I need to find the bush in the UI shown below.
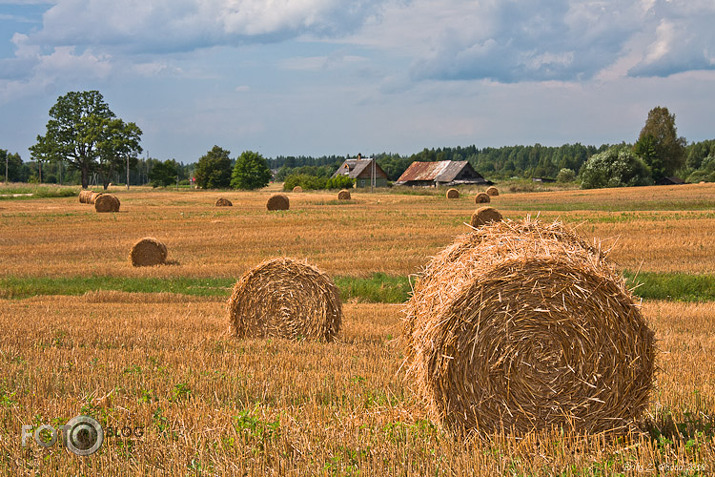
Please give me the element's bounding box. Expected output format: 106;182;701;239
325;175;354;190
283;174;328;191
686;156;715;183
556;168;576;183
580;147;653;189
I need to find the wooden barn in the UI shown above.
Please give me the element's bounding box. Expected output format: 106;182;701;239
395;161;491;187
332;155;389;188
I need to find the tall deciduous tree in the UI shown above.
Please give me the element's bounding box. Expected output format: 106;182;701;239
634;106;686;181
30;90;142;189
194;146;232;189
231;151;272;190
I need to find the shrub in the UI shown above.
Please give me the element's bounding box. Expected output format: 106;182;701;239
580;147;653;189
325;175;354;190
556;168;576;183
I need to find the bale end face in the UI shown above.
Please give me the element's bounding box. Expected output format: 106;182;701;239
446;188;460;199
292;186;303;193
470;206;503;228
475;192;491;204
215;197;233;207
94;194;120;212
337;189;351;200
486;186;499;196
130;238;168;267
267;194;290;211
403;218;655;436
228;257;342;341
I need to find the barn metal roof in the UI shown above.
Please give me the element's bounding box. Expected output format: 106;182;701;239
396;161;472;183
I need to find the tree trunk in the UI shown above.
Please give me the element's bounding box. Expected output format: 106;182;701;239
81;167;89;189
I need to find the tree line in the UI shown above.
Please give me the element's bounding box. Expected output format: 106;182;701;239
4;91;715;188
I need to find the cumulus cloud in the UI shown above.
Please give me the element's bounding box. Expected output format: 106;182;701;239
404;0;715;82
25;0;388;53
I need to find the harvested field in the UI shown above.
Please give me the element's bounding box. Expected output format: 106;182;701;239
0;182;713;474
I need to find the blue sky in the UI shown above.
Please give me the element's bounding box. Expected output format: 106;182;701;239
1;0;714;163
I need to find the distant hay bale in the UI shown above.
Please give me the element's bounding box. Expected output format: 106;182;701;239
470;206;503;228
78;190;93;203
89;192;104;204
292;186;303;193
215;197;233;207
475;192;491;204
446;188;460;199
337;189;351;200
228;257;342;341
403;218;655;436
486;186;499;196
130;237;167;267
266;193;290;211
94;194;120;213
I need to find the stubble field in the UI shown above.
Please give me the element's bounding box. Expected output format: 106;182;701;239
1;182;714;475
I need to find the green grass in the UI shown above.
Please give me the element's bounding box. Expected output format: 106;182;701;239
1;272;712;303
0;185;80;200
624;271;715;302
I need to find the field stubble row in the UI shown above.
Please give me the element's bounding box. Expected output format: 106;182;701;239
0;184;713;278
0;297;713;475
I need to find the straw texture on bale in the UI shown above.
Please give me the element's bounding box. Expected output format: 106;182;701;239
475;192;491;204
337;189;351;200
94;194;120;212
228;257;342;341
403;218;655;436
446;188;460;199
267;194;290;211
292;186;303;193
130;237;167;267
486;186;499;196
215;197;233;207
78;190;93;203
89;192;104;204
470;206;503;228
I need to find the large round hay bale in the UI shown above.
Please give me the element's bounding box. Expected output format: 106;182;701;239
94;194;120;213
215;197;233;207
337;189;351;200
267;194;290;211
228;257;342;341
470;206;503;228
78;190;93;203
292;186;303;193
475;192;490;204
446;188;460;199
130;237;167;267
403;218;655;436
486;186;499;196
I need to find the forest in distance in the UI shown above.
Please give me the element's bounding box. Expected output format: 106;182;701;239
3;139;715;187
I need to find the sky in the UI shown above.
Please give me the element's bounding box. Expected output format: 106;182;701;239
1;0;714;163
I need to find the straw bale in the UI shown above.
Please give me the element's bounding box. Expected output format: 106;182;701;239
486;186;499;196
94;194;120;213
446;188;460;199
130;237;167;267
267;194;290;211
470;206;503;228
475;192;490;204
228;257;342;341
215;197;233;207
403;218;655;436
78;190;93;203
337;189;351;200
292;186;303;193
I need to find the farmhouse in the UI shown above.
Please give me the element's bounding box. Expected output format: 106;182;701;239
395;160;492;187
332;154;389;188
